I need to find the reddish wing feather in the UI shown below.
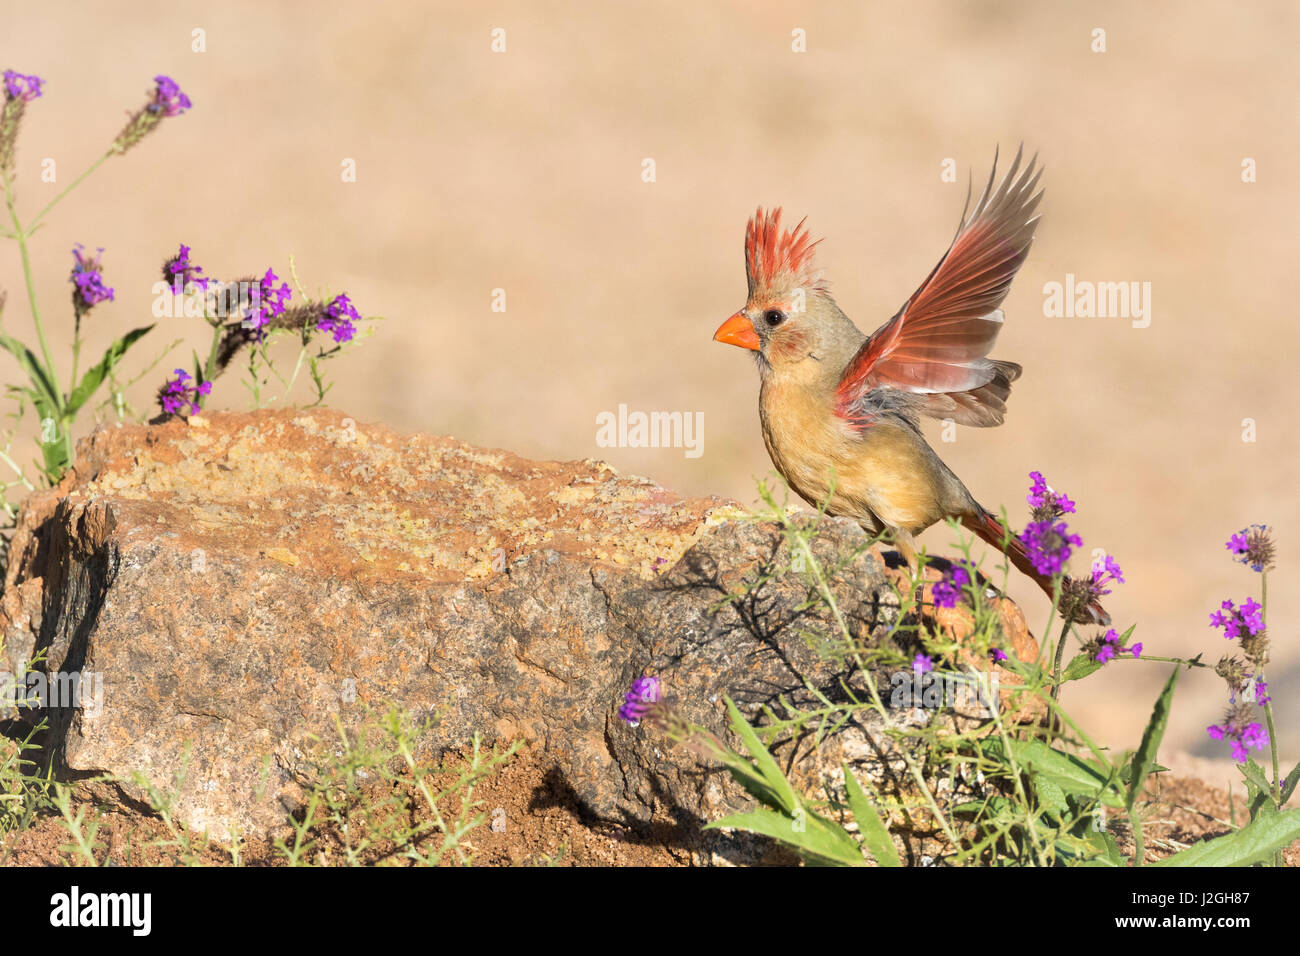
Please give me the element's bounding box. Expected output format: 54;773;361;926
835;147;1042;419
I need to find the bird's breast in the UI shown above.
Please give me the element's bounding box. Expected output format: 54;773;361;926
758;380;950;534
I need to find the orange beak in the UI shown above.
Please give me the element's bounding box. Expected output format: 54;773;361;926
713;311;761;351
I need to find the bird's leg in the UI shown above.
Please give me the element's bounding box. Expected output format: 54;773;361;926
888;526;920;580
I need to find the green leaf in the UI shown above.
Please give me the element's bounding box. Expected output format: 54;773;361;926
1036;775;1068;819
1077;829;1127;867
1282;761;1300;804
1152;804;1300;867
842;765;899;867
1127;667;1178;813
1005;739;1125;808
0;332;60;413
1239;758;1274;818
66;324;153;415
708;807;864;866
1060;653;1103;683
721;697;797;814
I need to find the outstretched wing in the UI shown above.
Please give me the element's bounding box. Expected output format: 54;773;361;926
835;146;1042;428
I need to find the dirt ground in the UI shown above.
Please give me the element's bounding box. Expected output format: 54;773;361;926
4;746;1293;867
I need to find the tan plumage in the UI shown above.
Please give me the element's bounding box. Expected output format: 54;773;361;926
714;147;1108;625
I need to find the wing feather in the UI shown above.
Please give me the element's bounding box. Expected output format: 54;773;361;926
836;146;1041;427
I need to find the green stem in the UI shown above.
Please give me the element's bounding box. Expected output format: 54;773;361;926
1259;572;1280;805
69;315;82;397
1;167;61;395
1050;616;1073;699
25;150;113;233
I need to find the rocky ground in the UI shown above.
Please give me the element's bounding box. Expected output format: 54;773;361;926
0;409;1293;866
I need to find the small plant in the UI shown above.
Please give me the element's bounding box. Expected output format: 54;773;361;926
0;67;375;504
620;473;1300;866
279;705;519;867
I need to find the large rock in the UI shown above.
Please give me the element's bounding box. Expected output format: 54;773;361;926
0;409;1035;861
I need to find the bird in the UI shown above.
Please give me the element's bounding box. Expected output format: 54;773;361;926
712;147;1108;625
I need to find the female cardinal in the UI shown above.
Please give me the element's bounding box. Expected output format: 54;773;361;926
713;147;1107;625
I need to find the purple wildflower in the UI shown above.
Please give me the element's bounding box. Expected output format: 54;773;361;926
1247;678;1270;706
1210;598;1265;641
2;71;43;102
158;368;212;417
148;75;191;117
1027;471;1076;520
989;647;1008;664
1207;717;1270;763
931;565;971;609
1094;628;1141;664
1020;519;1082;577
243;268;292;333
1088;555;1124;595
69;244;114;315
618;675;662;727
1226;525;1275;573
165;243;209;291
912;654;933;673
318;293;360;344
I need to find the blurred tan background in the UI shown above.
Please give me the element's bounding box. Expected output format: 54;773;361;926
3;1;1296;776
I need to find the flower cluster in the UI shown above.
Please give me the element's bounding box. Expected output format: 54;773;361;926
1226;525;1275;573
1;68;43;177
158;368;211;417
1026;470;1076;520
1020;519;1082;577
147;75;191;117
164;243;210;292
931;564;971;609
618;676;662;727
2;70;42;102
113;75;191;154
1205;524;1274;763
318;293;360;344
243;268;292;334
1207;709;1270;764
1209;598;1264;642
69;244;114;316
1090;627;1141;664
1059;554;1123;620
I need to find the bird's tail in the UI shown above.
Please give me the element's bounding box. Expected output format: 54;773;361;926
961;508;1110;626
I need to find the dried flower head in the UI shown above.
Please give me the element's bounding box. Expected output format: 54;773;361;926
1060;554;1122;623
1226;524;1275;573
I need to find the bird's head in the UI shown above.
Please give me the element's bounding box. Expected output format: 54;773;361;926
714;208;858;382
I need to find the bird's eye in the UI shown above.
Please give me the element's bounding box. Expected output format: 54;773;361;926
763;309;787;327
